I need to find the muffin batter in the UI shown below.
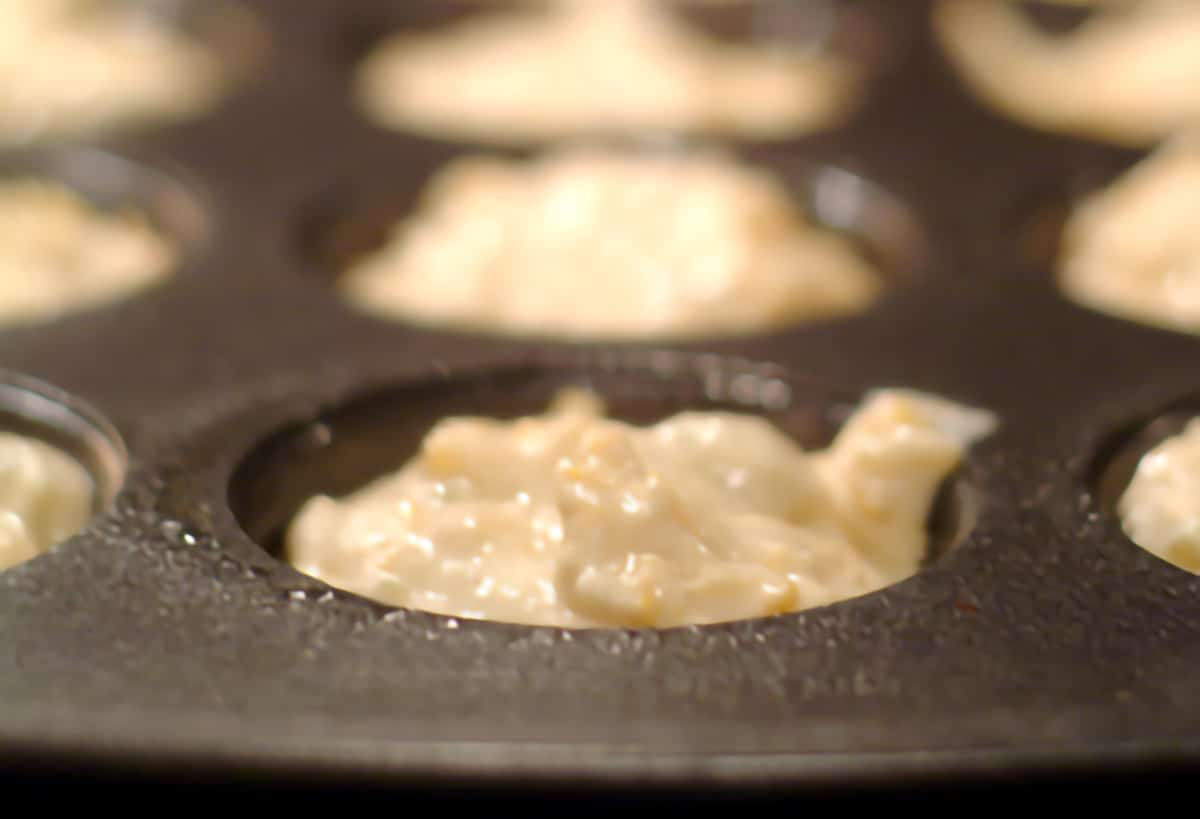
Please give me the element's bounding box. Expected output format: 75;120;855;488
286;387;995;628
0;432;93;571
0;178;177;327
933;0;1200;145
1058;134;1200;334
355;0;855;141
0;0;227;146
339;147;882;340
1120;417;1200;574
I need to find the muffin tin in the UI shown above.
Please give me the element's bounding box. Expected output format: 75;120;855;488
3;0;1200;796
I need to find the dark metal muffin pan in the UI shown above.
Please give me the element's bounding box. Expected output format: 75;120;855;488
3;0;1200;796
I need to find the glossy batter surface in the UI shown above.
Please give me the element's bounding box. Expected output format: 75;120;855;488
340;148;881;340
286;388;995;628
0;0;226;146
0;432;93;571
1121;418;1200;574
356;0;854;141
0;179;176;327
934;0;1200;145
1059;135;1200;334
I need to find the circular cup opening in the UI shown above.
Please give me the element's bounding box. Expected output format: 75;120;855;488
935;0;1194;147
0;0;266;147
0;371;127;567
665;0;893;67
302;145;929;341
1014;1;1099;36
342;0;889;145
0;146;207;329
230;355;980;627
0;146;207;244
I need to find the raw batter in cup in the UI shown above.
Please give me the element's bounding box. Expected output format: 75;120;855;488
933;0;1200;145
0;433;93;571
1120;417;1200;574
1058;133;1200;334
0;0;229;146
338;146;883;340
286;387;995;628
0;178;177;328
356;0;856;142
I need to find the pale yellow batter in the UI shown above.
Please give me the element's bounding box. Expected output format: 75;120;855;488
0;432;93;571
0;178;176;327
0;0;228;146
356;0;855;141
933;0;1200;145
340;147;882;340
286;387;995;628
1059;134;1200;334
1120;417;1200;574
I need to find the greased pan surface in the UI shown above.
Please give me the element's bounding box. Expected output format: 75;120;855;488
2;0;1199;794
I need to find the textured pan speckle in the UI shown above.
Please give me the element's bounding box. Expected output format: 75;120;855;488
2;0;1200;795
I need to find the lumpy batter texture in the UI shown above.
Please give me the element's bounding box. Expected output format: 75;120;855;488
355;0;855;141
0;432;93;571
339;147;882;340
1120;418;1200;574
0;178;176;327
0;0;228;146
285;388;995;628
933;0;1200;145
1059;135;1200;334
